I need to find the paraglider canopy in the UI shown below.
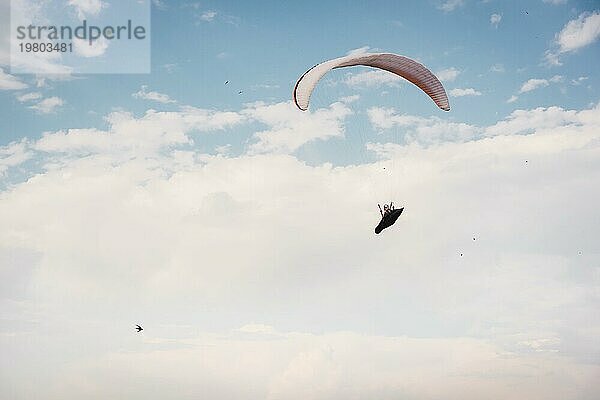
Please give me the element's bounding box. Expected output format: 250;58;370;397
293;53;450;112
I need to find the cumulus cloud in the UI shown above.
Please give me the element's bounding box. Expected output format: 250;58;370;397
27;100;350;157
545;11;600;65
518;75;562;93
368;107;480;144
0;140;32;175
247;101;352;154
132;85;176;104
28;330;597;400
16;92;42;102
368;103;599;145
490;13;502;28
436;67;460;82
438;0;465;12
29;96;64;114
7;1;75;74
73;37;110;58
1;101;599;399
0;68;28;90
344;70;402;87
161;63;178;74
484;104;598;137
346;46;372;55
519;78;550;93
68;0;106;20
571;76;588;85
490;63;505;73
200;10;217;22
152;0;167;10
338;94;360;104
449;88;482;97
507;95;519;103
33;107;246;158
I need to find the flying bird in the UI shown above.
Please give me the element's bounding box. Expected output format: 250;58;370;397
224;80;229;85
238;90;243;94
135;324;143;332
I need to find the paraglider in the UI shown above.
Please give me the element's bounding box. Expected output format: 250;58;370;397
293;52;450;112
293;52;449;235
375;203;404;234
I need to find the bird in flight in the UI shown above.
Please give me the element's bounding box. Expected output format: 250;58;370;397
225;80;229;85
135;324;143;332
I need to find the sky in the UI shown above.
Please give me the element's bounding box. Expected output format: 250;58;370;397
1;0;599;399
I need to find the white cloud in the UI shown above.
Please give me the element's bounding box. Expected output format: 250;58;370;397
344;70;402;87
542;0;568;4
507;95;519;103
346;46;372;56
0;140;32;175
438;0;465;12
235;324;277;334
132;85;176;104
7;0;74;74
555;11;600;52
519;75;562;93
161;63;178;74
222;14;241;27
247;101;352;154
368;103;600;145
68;0;106;20
29;96;64;114
368;107;480;144
16;92;42;102
519;78;549;93
484;104;598;137
251;83;281;90
73;37;110;58
490;13;502;28
571;76;588;85
215;144;231;155
489;63;505;73
152;0;167;10
0;68;28;90
1;101;599;399
200;10;217;21
33;107;246;157
338;94;360;104
545;11;600;65
436;67;460;82
35;330;595;400
449;88;482;97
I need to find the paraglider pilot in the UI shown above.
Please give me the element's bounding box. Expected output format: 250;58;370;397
378;202;395;218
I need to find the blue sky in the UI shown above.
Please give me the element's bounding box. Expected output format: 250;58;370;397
1;0;598;145
1;1;599;399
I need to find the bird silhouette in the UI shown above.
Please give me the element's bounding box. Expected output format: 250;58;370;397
225;80;229;85
135;324;143;332
238;90;243;94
